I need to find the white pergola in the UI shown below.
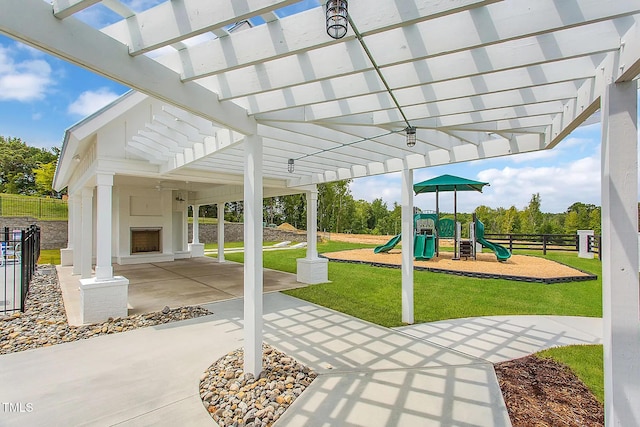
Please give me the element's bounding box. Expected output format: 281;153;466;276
1;1;639;424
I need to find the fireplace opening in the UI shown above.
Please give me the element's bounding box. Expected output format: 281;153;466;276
131;228;162;254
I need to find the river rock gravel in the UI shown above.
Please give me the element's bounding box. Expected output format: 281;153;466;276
0;265;211;355
200;345;317;427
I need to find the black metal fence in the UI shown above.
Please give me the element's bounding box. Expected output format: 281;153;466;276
1;225;40;314
483;233;601;258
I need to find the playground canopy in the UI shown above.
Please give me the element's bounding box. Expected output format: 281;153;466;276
413;175;489;194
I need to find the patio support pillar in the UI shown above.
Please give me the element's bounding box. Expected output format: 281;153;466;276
72;192;82;275
217;202;225;263
243;135;263;377
80;187;93;279
401;168;414;324
188;204;204;257
297;187;328;284
79;173;128;324
60;194;74;266
601;80;640;427
94;173;114;281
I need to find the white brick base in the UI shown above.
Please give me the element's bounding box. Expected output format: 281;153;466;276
188;243;205;257
79;276;129;324
296;257;329;284
60;248;73;266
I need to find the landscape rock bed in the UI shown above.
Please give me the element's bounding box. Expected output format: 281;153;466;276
0;266;211;355
200;345;317;427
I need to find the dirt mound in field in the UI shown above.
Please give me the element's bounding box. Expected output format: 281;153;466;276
277;222;298;232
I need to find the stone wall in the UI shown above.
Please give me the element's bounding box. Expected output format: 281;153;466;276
0;217;310;250
0;217;67;250
188;223;309;243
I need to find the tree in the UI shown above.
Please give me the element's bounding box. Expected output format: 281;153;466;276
0;136;57;196
520;193;543;234
317;180;353;232
33;161;58;197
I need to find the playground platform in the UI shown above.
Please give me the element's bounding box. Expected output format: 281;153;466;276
322;249;596;284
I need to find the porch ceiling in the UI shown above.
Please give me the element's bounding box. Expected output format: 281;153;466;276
2;0;640;189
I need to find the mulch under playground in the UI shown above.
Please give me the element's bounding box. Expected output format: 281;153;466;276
322;249;596;283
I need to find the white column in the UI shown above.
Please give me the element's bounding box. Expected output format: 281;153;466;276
72;192;82;275
192;205;200;244
60;194;74;266
94;173;114;281
297;187;328;284
306;190;319;259
401;168;414;324
80;187;93;279
217;202;225;263
243;135;263;377
188;203;205;257
601;80;640;427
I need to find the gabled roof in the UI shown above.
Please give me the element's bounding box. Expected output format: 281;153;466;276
2;0;639;190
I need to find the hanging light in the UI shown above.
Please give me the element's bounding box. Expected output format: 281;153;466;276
326;0;348;39
405;126;416;147
288;158;295;173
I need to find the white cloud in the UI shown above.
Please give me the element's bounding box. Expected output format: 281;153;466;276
0;45;53;101
67;88;120;116
349;154;603;214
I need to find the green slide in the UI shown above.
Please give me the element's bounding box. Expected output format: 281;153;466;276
374;234;402;253
475;219;511;261
414;234;436;260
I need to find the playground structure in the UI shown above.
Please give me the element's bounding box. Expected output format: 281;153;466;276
374;213;511;262
374;174;511;262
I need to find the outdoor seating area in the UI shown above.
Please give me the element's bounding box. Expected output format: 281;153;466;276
56;257;305;326
1;0;639;425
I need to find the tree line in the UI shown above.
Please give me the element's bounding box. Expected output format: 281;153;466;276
255;181;602;236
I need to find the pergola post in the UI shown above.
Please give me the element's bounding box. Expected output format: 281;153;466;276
401;168;414;324
217;202;225;263
244;135;263;377
188;204;204;257
297;187;328;284
601;80;640;426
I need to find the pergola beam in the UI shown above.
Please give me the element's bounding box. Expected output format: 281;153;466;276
0;0;257;136
101;0;299;55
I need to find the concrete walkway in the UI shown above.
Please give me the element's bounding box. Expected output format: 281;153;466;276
0;293;602;426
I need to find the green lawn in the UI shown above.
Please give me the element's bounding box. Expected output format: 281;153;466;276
224;243;602;327
38;249;61;265
537;344;604;403
204;241;280;250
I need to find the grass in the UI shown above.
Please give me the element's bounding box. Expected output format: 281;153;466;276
204;241;279;250
38;249;61;265
537;344;604;403
224;243;603;327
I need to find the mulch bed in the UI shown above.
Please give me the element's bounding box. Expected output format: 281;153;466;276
495;355;604;427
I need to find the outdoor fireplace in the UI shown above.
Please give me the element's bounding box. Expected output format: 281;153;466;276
130;228;162;254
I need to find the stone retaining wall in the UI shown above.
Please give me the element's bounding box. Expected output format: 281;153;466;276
0;217;308;250
0;217;67;250
188;223;309;243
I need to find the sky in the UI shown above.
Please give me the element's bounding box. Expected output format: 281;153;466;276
0;0;638;214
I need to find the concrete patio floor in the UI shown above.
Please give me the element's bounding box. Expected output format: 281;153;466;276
57;257;305;325
0;293;602;426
